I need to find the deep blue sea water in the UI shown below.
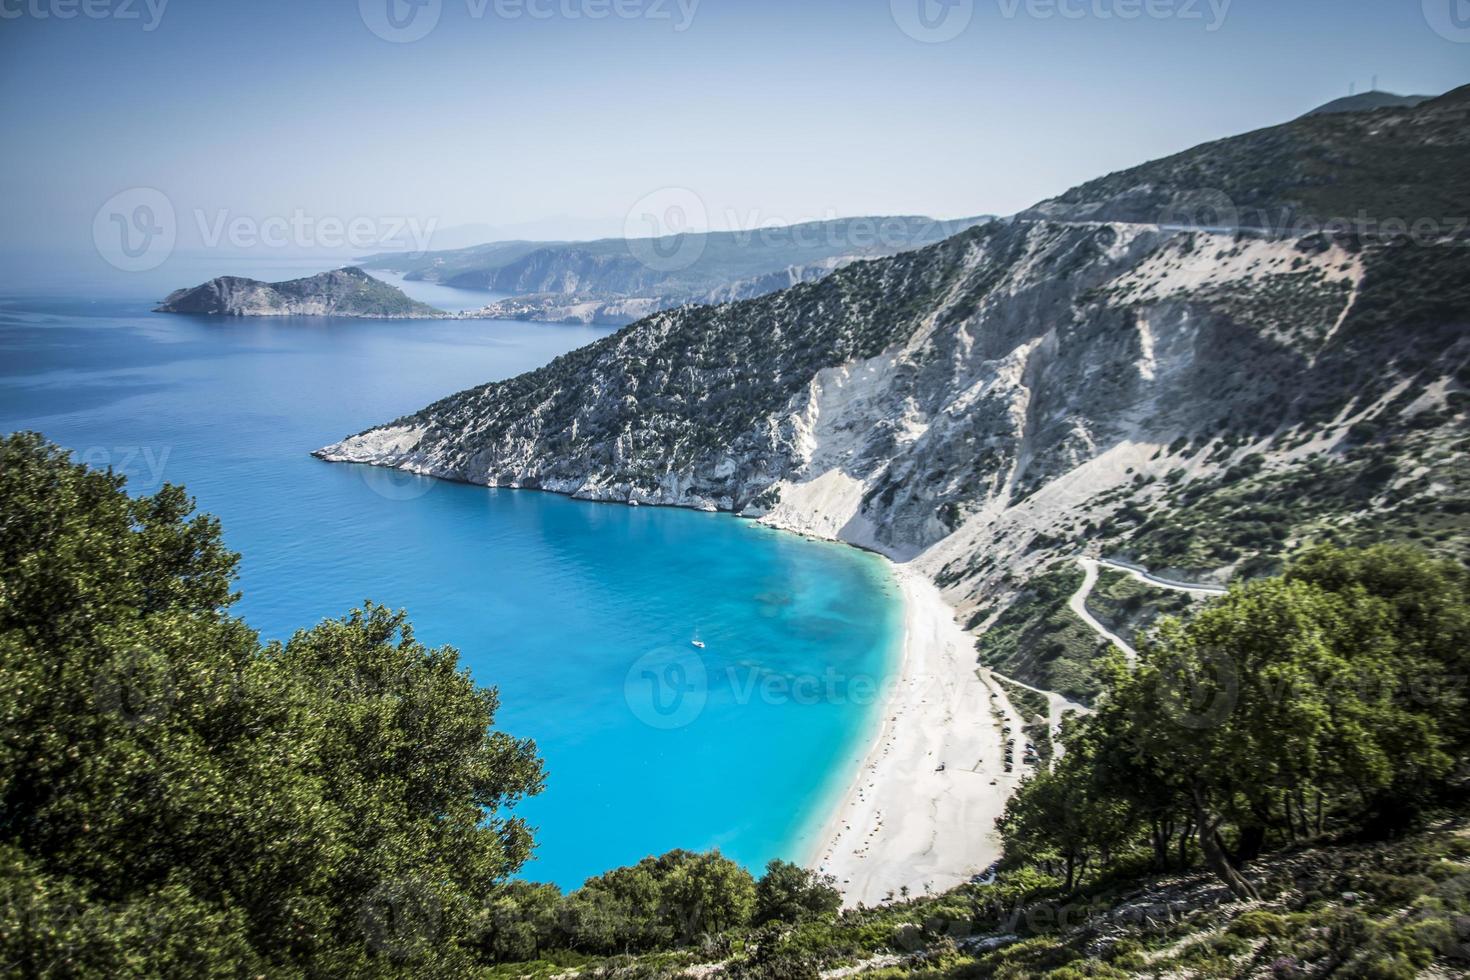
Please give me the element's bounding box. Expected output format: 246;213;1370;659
0;254;902;889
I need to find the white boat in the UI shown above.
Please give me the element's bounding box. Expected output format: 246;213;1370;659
691;639;706;649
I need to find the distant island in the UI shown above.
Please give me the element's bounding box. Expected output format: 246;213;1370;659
155;267;443;318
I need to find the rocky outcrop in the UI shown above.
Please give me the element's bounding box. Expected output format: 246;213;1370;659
157;267;443;318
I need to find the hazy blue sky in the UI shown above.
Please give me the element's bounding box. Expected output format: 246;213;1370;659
1;0;1466;255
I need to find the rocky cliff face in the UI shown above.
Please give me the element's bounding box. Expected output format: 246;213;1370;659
318;88;1470;692
157;267;442;318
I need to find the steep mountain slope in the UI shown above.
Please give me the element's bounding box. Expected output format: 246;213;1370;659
157;267;441;318
319;88;1470;696
357;216;988;325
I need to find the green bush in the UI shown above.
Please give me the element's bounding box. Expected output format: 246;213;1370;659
1230;909;1289;938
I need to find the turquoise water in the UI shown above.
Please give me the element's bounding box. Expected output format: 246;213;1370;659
0;257;903;889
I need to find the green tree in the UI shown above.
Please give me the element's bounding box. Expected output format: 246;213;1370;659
565;859;670;952
1097;571;1456;898
0;434;544;975
662;850;756;940
478;881;564;963
997;722;1132;892
752;860;841;926
1287;543;1470;760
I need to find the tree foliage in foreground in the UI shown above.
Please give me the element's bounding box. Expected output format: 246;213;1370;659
0;433;844;976
0;433;545;976
999;544;1469;900
474;853;843;965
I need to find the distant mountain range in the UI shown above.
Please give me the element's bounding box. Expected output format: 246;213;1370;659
355;215;990;324
319;85;1470;702
161;215;990;326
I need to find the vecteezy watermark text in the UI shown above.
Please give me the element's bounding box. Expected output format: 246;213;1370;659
74;445;171;490
360;0;699;43
996;0;1230;29
1157;191;1470;249
623;186;981;273
891;0;1230;43
92;188;439;272
624;645;943;730
193;209;437;253
0;0;168;30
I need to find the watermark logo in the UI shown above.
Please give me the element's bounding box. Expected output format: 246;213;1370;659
997;0;1231;31
0;0;169;31
360;879;443;962
624;644;708;730
1157;190;1241;235
1424;0;1470;42
74;445;171;491
891;0;974;42
359;465;438;502
361;0;700;42
93;188;176;273
622;647;937;730
619;199;978;275
479;0;700;30
94;193;438;272
1157;647;1239;730
360;0;442;42
894;0;1232;41
623;187;710;273
93;645;177;727
193;209;437;253
1153;189;1470;249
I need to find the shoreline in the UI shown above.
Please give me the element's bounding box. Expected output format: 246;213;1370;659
806;561;1026;907
314;456;1029;903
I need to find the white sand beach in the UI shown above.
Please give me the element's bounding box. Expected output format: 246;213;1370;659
809;563;1028;907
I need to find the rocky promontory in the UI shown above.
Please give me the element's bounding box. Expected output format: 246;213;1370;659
156;267;443;318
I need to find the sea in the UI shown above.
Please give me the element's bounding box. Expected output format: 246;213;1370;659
0;251;903;889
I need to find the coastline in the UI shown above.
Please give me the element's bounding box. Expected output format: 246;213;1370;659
315;456;1032;903
806;561;1026;907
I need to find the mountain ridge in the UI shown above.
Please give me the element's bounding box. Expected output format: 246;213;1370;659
1302;90;1434;117
356;214;990;325
317;90;1470;700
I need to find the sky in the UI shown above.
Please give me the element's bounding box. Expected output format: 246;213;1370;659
1;0;1467;259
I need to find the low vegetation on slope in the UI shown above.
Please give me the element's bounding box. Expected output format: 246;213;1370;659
971;565;1109;705
1025;85;1470;228
8;435;1464;978
1083;569;1197;649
